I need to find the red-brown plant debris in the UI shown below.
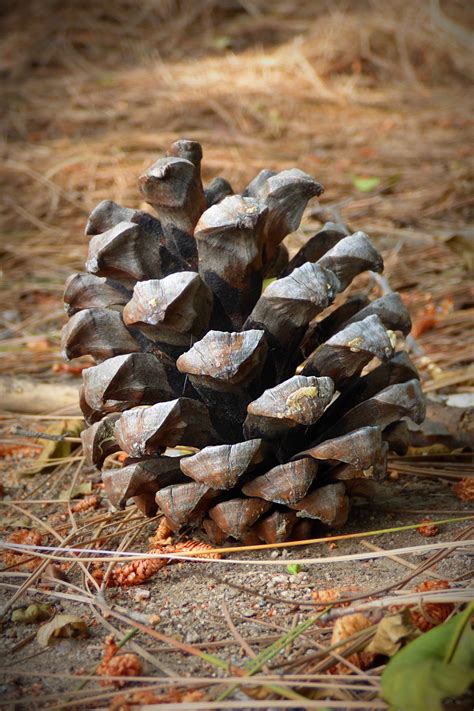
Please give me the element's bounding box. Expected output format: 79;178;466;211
70;495;100;513
52;362;91;376
109;689;206;709
410;580;454;632
328;612;375;674
312;586;359;608
97;635;142;688
93;540;221;587
149;517;175;546
2;529;43;571
410;298;453;338
416;517;439;537
51;362;92;376
26;338;51;352
0;443;41;458
162;539;222;559
411;314;438;339
107;555;167;588
452;478;474;501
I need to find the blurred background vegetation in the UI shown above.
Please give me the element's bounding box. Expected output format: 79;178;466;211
0;0;472;373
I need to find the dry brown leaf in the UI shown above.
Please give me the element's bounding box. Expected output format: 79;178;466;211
329;612;374;673
37;613;87;646
366;611;417;657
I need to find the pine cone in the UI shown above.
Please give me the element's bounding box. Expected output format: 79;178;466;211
63;139;425;543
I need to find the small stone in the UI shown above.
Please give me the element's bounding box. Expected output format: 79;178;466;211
241;608;256;618
129;587;150;602
185;630;201;644
271;574;288;584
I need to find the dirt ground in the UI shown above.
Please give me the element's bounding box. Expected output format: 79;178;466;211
0;1;473;709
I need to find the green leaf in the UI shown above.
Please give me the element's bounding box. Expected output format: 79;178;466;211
211;35;232;50
287;563;303;575
381;606;474;711
352;176;381;192
97;74;117;87
262;277;277;292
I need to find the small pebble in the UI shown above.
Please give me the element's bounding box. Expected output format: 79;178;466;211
271;574;289;584
129;587;150;602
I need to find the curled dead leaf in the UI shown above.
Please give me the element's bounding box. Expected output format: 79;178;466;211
36;613;88;646
366;611;418;657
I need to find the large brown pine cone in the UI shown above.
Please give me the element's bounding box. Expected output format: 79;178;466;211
62;139;425;543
